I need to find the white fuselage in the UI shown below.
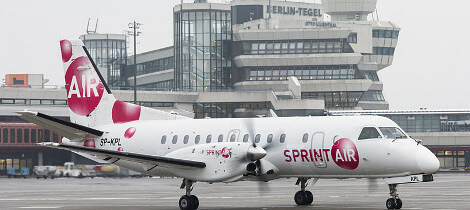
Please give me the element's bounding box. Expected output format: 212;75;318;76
64;115;438;182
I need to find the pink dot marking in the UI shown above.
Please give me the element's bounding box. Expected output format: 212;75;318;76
124;127;136;138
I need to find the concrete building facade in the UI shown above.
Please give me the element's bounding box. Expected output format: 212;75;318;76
128;0;398;114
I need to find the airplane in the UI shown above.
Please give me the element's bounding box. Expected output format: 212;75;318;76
17;39;440;210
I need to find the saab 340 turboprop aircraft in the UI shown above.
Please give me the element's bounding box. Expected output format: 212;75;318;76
17;40;440;210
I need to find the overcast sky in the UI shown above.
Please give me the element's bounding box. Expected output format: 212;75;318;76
0;0;469;110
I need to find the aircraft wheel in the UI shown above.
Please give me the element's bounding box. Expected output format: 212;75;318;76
179;195;196;210
386;198;396;209
305;190;313;205
294;191;308;205
395;198;402;209
190;195;199;209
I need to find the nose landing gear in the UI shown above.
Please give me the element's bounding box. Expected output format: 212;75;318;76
386;184;402;209
179;179;199;210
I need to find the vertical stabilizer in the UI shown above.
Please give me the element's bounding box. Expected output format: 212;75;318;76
60;40;189;127
60;39;116;127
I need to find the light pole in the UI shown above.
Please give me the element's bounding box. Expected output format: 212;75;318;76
128;21;142;104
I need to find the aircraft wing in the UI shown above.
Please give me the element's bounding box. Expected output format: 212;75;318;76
41;143;206;169
16;111;104;141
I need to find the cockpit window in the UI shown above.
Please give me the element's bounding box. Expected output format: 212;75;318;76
379;127;407;139
358;127;382;140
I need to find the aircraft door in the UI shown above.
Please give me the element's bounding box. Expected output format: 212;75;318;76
311;132;327;168
227;129;240;142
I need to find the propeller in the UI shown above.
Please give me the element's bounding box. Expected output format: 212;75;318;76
244;117;276;194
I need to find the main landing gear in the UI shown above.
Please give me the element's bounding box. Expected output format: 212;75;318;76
294;178;316;205
179;179;199;210
386;184;402;209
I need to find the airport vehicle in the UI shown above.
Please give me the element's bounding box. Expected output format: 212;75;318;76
7;167;29;178
62;162;82;178
17;40;440;210
55;162;95;178
33;165;56;179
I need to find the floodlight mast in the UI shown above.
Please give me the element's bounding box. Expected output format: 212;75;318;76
127;21;142;104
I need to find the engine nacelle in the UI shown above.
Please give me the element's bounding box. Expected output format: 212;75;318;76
164;142;259;182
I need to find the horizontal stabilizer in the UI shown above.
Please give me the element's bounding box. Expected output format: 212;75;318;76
40;142;206;169
17;111;104;141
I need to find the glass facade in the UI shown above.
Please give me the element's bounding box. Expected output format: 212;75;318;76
302;92;363;108
360;90;385;101
372;29;399;39
433;151;468;169
363;71;380;81
136;57;174;76
384;113;470;133
137;80;174;91
236;39;354;55
174;8;232;91
372;47;395;56
81;37;127;88
246;65;361;81
347;33;357;43
1;98;67;105
193;102;271;119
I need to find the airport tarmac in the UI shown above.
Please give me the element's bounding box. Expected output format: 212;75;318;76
0;173;468;210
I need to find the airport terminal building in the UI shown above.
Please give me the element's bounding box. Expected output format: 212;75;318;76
123;0;399;116
0;0;469;174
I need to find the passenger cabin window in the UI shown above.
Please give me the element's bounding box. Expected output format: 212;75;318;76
358;127;382;140
183;135;189;144
218;134;224;142
161;135;167;144
172;135;178;144
206;135;212;143
280;134;286;143
195;135;200;144
302;133;308;143
230;134;236;142
379;127;407;139
255;134;261;143
243;134;249;142
267;134;273;143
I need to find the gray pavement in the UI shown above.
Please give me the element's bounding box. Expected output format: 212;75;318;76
0;173;468;210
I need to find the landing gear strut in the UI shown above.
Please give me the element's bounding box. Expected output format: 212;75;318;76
294;178;314;205
386;184;402;209
179;179;199;210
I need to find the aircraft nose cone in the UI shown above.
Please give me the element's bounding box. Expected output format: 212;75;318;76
416;146;440;174
247;145;267;161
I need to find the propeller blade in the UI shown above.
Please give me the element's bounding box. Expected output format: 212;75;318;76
244;118;256;147
368;178;379;192
257;180;272;195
